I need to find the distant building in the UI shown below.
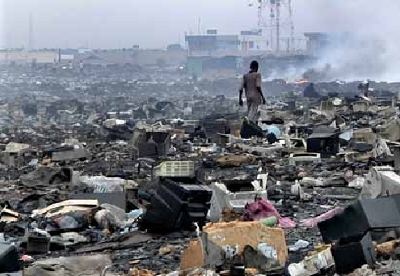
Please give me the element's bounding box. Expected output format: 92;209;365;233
240;30;268;52
78;48;93;54
167;44;184;52
75;49;186;67
185;30;240;56
304;32;329;56
0;50;58;64
58;49;78;64
185;30;241;77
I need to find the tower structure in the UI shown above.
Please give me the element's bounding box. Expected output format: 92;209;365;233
28;13;33;51
250;0;295;54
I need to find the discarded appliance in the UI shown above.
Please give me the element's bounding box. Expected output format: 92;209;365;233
318;195;400;243
27;234;50;254
288;152;321;166
202;118;230;142
359;166;400;199
331;232;376;274
307;127;340;157
209;173;268;222
141;178;212;232
0;242;20;273
154;161;195;178
133;129;171;158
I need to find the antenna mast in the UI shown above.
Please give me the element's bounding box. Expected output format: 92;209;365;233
288;0;295;52
249;0;296;54
276;0;280;53
270;1;275;51
28;13;33;51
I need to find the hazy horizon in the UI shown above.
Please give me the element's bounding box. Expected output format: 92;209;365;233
2;0;399;49
3;0;400;81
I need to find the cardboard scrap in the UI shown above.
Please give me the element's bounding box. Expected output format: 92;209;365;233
180;240;205;271
202;222;288;268
376;239;400;256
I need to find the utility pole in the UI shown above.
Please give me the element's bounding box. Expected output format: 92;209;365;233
197;18;201;35
270;1;275;51
288;0;295;52
276;0;280;54
248;0;295;54
28;13;33;52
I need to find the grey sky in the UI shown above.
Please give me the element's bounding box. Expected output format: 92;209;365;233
1;0;400;49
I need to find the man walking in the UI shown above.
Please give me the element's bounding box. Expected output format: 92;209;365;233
239;60;266;123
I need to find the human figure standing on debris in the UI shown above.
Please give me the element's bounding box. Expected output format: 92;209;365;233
79;60;84;74
239;60;266;123
358;81;369;97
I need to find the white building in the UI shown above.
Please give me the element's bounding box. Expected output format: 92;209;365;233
240;30;270;53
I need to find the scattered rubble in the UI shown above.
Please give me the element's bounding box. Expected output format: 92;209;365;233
0;66;400;275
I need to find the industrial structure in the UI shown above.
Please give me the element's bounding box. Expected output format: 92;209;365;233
0;1;333;79
251;0;296;54
183;1;335;78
